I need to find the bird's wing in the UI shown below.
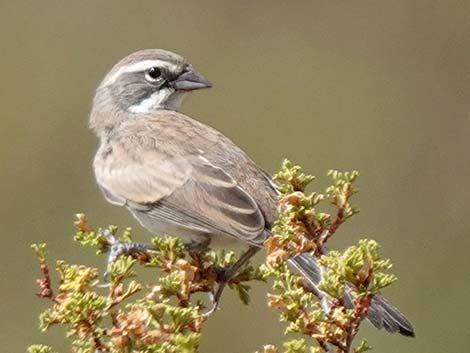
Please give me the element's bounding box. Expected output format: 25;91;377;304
95;149;194;205
96;151;267;243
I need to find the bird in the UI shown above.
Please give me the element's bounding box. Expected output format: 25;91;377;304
89;49;414;337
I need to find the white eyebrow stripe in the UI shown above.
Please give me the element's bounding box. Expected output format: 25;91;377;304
102;59;178;86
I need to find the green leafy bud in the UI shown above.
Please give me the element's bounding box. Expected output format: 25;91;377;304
27;344;56;353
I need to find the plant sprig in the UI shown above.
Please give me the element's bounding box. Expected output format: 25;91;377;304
262;160;397;353
30;161;404;353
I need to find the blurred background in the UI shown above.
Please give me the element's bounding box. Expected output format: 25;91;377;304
1;1;469;352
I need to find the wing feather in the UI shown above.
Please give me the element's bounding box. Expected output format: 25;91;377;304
156;157;266;240
95;149;266;242
95;147;194;204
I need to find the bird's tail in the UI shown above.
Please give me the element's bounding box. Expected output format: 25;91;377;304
288;253;415;337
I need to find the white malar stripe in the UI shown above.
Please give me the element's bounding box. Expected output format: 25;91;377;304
128;89;173;113
103;59;178;86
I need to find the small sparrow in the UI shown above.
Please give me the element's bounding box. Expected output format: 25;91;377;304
90;49;414;336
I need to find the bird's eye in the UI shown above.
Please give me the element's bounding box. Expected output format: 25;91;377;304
145;67;162;81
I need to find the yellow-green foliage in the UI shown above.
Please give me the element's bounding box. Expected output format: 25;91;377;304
30;161;401;353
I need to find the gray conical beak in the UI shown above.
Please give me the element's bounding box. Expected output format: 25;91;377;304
170;68;212;91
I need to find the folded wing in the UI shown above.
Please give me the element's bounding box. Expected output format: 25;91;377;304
96;151;267;243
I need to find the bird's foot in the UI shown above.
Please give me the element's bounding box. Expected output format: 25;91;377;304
100;229;155;280
202;266;234;318
202;246;260;318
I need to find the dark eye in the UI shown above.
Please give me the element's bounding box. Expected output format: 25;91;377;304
145;67;162;81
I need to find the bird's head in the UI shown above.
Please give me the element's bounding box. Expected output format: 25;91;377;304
90;49;211;132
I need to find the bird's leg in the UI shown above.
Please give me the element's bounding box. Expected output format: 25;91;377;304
185;237;211;252
204;245;260;317
101;229;155;279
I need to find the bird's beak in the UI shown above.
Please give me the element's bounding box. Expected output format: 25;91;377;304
170;68;212;91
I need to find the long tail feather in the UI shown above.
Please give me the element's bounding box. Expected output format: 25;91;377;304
288;253;415;337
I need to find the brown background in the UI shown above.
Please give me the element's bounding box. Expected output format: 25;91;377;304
1;1;469;352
